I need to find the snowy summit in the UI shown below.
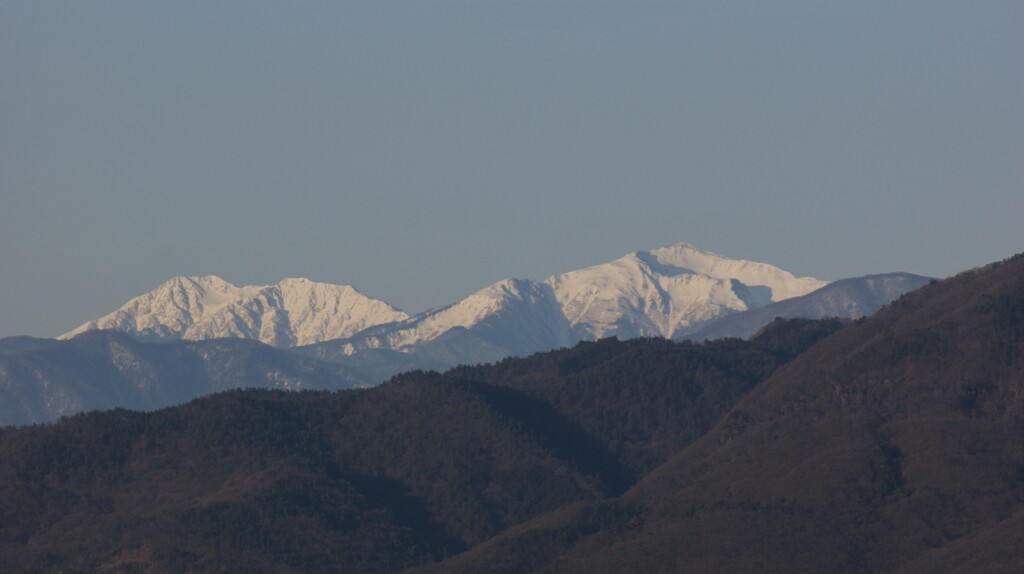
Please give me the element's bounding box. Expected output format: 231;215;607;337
60;243;828;357
59;276;409;347
295;243;829;362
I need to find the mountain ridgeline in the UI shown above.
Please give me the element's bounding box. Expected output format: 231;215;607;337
59;276;410;347
56;243;928;384
60;243;829;350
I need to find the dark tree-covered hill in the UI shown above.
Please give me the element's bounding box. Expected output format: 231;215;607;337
0;319;837;573
427;254;1024;574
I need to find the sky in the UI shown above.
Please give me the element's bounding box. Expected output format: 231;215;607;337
2;1;1022;339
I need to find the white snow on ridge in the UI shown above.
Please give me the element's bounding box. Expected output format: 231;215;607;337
544;243;827;339
326;278;577;356
59;276;409;347
321;242;828;355
59;242;829;357
646;243;827;301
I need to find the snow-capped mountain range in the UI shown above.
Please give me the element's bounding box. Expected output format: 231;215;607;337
7;241;931;424
308;243;827;361
61;243;826;357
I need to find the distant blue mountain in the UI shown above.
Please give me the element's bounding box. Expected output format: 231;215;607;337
678;273;933;341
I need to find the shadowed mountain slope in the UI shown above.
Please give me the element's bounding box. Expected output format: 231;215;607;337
0;330;372;425
0;336;63;355
681;272;933;341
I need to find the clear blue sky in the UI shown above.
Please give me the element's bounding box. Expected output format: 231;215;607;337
2;1;1022;338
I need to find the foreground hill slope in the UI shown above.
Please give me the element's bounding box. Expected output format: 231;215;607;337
429;254;1024;573
0;322;838;573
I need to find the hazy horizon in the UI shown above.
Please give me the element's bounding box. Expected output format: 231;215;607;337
3;1;1022;338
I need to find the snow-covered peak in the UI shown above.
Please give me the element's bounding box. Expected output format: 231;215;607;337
643;242;718;268
644;243;827;300
59;275;245;342
272;278;408;346
409;278;547;340
543;242;828;339
345;278;551;348
59;276;408;347
324;276;576;358
59;241;828;358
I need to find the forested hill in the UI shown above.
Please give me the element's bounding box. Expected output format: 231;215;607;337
425;253;1024;574
0;318;841;573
